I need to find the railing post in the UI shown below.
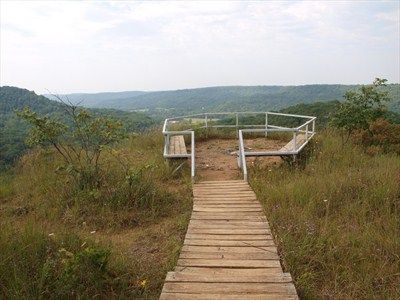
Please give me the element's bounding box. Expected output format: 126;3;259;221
165;133;170;155
312;119;315;134
191;131;195;180
237;148;241;169
236;113;239;138
306;124;309;139
205;113;208;129
293;131;297;152
265;113;268;137
239;130;248;181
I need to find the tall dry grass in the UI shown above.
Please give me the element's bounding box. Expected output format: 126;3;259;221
0;130;193;298
250;129;400;299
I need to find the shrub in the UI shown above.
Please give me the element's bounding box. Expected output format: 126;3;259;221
17;103;125;189
353;118;400;155
332;78;390;142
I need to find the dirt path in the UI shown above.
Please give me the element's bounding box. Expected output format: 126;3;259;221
195;138;286;181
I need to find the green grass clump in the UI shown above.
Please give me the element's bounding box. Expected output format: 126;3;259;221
0;224;134;298
250;130;400;299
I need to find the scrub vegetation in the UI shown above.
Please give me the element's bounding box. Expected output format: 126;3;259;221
0;131;192;298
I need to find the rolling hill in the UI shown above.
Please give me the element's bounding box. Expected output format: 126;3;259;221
45;90;147;108
0;86;154;167
45;84;400;119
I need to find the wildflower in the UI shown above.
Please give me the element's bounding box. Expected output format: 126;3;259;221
48;233;55;236
90;230;96;234
138;279;147;288
323;199;328;202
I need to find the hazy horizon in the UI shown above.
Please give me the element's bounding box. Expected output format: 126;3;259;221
1;1;399;94
35;81;399;96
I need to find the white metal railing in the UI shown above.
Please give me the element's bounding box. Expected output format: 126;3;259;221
162;112;316;181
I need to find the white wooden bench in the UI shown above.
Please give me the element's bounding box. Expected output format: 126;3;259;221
279;134;307;153
169;135;188;156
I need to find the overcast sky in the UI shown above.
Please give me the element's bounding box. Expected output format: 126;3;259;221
1;1;399;94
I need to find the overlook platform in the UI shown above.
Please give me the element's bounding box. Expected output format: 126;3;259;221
162;111;316;181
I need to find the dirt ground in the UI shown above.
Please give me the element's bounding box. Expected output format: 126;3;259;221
195;137;287;181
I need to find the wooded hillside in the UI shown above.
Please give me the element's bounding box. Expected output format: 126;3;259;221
0;86;154;167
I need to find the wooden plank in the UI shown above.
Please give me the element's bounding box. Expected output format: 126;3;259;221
194;184;250;188
194;196;257;200
192;210;261;213
193;186;252;190
193;204;262;208
165;272;291;283
174;267;282;275
191;213;264;219
181;245;278;253
194;203;261;206
184;240;276;247
197;180;246;184
279;134;306;152
193;207;263;212
193;204;261;207
188;222;270;229
194;200;259;203
179;251;279;260
189;219;268;224
187;228;271;235
194;199;258;203
169;135;187;155
194;191;256;196
190;215;267;221
161;282;297;294
189;220;269;230
177;259;281;268
160;293;298;300
185;234;272;240
194;184;251;188
193;203;261;207
187;226;270;231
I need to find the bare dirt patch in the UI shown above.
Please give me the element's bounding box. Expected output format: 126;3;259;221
195;138;287;181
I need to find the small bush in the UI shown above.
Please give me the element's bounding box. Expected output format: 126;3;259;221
353;118;400;155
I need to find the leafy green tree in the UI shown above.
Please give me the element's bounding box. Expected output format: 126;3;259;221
18;100;125;188
332;78;390;142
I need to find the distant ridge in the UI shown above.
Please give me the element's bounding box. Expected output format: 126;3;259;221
43;84;400;118
44;90;147;108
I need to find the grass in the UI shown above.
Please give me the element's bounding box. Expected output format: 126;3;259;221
0;130;193;298
2;125;399;298
249;129;400;299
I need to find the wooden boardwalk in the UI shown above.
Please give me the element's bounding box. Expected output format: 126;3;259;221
160;180;298;299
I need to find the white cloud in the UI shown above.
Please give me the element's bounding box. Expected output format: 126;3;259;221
0;0;399;93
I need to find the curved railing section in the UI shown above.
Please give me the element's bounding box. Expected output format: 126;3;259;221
162;112;316;181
